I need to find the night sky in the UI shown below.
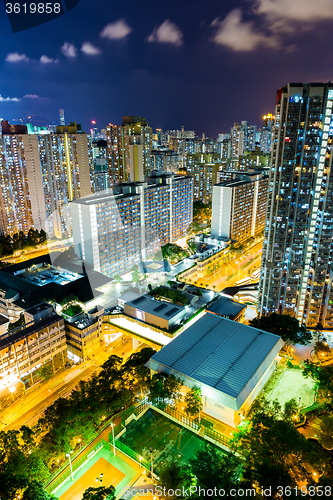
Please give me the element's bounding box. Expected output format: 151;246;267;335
1;0;333;136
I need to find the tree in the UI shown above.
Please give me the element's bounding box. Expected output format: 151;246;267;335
149;373;182;404
39;229;47;243
318;415;333;450
157;460;189;500
82;485;115;500
38;363;54;381
302;360;333;401
314;340;332;359
131;265;141;283
249;313;312;346
234;399;330;493
22;480;58;500
0;427;49;499
8;312;25;331
184;386;203;420
188;444;241;498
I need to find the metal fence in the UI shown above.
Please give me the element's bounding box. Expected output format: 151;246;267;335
116;439;150;469
44;400;232;495
44;439;109;494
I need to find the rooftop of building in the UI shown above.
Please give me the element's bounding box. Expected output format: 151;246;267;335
214;172;268;188
0;314;63;350
125;295;185;320
206;296;246;319
0;255;109;310
146;313;282;399
24;302;53;316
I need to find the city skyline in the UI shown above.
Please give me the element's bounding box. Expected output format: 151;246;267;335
1;0;333;135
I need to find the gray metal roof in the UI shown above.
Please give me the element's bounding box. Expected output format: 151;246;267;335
207;297;246;319
148;313;281;399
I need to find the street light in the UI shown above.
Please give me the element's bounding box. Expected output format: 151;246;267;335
66;451;74;481
78;438;82;449
149;447;156;480
139;456;143;468
96;473;103;485
110;423;116;456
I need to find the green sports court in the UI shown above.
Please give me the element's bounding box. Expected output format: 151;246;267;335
117;408;226;473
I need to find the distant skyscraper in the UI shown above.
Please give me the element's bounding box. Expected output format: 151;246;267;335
230;121;257;157
122;116;152;182
70;173;193;277
0;123;91;237
259;83;333;327
106;117;152;184
186;153;222;203
59;109;65;126
260;114;275;154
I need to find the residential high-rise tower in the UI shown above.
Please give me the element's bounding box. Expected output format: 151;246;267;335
259;83;333;327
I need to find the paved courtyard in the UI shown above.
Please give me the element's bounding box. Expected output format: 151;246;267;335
268;368;316;408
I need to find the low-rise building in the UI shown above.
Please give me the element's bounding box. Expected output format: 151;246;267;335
124;295;186;331
146;313;284;427
207;296;246;322
0;314;66;389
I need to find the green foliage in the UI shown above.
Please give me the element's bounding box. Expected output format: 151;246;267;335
82;485;116;500
314;340;332;358
22;480;58;500
318;414;333;449
184;386;203;418
302;360;333;401
8;312;25;331
0;427;50;500
60;294;80;306
0;229;48;258
130;265;141;283
157;460;190;499
249;313;312;346
188;444;241;495
82;485;115;500
149;286;188;305
38;363;54;381
149;373;183;403
192;201;212;220
162;243;189;263
234;399;330;492
62;304;83;317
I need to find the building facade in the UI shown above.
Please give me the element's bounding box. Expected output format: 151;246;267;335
106;117;152;185
259;83;333;327
211;172;268;243
186;153;221;203
71;174;193;278
0;314;66;389
0;124;91;238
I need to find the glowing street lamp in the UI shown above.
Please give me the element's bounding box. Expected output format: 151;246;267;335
66;451;74;480
149;447;156;480
110;423;116;456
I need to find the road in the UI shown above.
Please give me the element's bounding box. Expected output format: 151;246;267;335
0;238;73;265
187;241;263;292
1;338;136;431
